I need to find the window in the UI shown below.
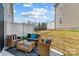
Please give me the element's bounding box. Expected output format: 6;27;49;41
63;13;64;15
60;18;62;24
60;7;62;10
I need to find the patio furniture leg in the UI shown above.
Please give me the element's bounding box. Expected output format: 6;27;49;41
25;51;28;55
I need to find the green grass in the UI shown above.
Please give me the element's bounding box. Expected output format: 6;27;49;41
68;30;79;32
36;30;79;42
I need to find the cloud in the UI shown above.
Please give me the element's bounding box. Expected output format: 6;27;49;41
21;11;45;18
29;8;48;16
30;15;48;22
20;8;49;22
33;8;48;13
43;15;47;19
21;12;28;15
21;12;33;17
21;12;48;21
33;11;45;16
23;3;32;7
52;6;54;10
14;10;16;13
50;10;55;15
45;6;48;8
21;8;48;16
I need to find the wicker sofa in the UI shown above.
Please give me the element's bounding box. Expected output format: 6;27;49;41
26;33;40;41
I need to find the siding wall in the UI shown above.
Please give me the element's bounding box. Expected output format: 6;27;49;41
55;3;79;30
4;4;13;46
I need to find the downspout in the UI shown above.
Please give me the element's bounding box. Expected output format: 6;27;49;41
23;23;24;36
54;3;59;30
55;5;56;30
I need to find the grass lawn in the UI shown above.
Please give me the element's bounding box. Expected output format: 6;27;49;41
36;30;79;40
36;30;79;55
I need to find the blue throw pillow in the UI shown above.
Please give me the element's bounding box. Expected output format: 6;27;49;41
44;39;49;44
31;34;36;38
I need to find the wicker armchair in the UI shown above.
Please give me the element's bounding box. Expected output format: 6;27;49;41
37;38;52;56
38;42;50;56
6;34;20;47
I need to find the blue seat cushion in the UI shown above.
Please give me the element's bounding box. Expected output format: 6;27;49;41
27;38;36;41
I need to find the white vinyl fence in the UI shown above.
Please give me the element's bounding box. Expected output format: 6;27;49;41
6;22;34;36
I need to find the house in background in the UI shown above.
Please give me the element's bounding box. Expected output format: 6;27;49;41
47;21;55;29
55;3;79;30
